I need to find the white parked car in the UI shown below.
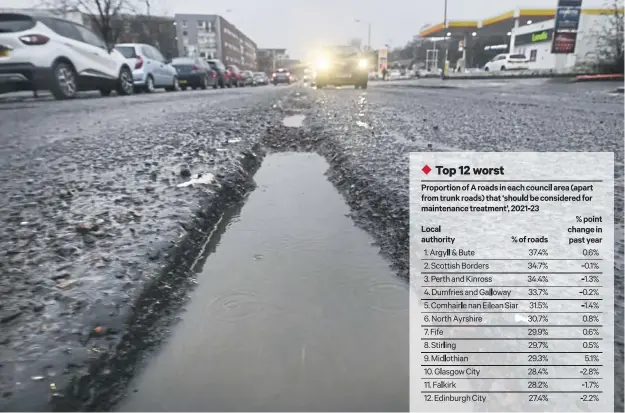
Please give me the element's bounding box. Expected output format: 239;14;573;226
0;11;134;99
388;69;402;80
115;43;178;93
483;53;530;72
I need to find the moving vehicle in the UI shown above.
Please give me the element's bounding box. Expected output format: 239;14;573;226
115;43;178;93
206;58;228;88
253;72;269;85
170;57;216;90
272;68;291;85
242;70;254;86
483;53;529;71
302;68;313;83
313;45;369;89
0;11;134;99
226;65;245;87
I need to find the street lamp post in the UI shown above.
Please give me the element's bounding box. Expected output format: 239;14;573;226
443;0;449;78
355;19;371;50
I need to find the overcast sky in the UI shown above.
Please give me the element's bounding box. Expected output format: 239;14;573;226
5;0;609;57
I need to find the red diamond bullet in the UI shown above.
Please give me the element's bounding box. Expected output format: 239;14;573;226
422;165;432;175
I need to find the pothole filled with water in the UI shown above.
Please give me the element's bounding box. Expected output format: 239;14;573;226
117;153;408;412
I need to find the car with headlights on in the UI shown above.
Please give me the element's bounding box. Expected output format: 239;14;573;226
272;68;291;85
313;45;369;89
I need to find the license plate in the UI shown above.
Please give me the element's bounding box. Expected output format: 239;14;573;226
337;74;351;79
179;80;187;84
0;49;9;57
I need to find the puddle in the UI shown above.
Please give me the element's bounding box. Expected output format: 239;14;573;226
117;153;408;412
282;114;306;127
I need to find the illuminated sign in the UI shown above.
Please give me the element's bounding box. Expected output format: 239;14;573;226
515;29;554;46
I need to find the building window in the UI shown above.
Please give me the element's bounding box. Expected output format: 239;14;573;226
181;20;187;28
530;49;537;62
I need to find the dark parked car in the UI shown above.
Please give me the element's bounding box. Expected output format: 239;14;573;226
272;68;291;85
170;57;216;90
206;58;228;88
226;65;245;87
242;70;254;86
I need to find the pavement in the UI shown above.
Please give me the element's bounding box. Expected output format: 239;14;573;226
0;80;623;411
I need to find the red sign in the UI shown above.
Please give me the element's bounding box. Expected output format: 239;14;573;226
552;32;577;54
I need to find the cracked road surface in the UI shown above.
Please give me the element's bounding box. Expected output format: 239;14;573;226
0;79;623;411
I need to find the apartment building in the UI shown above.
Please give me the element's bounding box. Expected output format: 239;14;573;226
174;14;257;70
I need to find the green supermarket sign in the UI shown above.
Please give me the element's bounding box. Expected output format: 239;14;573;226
515;29;554;46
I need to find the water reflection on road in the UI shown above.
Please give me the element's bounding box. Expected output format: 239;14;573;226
118;153;408;412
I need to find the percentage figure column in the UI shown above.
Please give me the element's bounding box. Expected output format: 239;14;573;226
410;152;615;412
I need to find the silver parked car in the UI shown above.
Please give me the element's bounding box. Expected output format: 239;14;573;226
114;43;178;93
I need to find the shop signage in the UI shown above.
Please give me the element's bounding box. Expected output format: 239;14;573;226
552;31;578;53
555;7;581;30
515;29;554;46
557;0;582;6
552;0;583;54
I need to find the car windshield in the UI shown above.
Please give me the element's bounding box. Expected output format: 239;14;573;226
510;54;527;59
115;46;137;58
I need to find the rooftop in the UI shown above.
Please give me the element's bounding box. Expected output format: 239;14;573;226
418;7;622;38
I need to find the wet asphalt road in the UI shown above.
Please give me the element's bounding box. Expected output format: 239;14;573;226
0;79;623;411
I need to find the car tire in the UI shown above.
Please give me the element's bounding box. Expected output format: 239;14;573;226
500;66;506;71
360;83;368;89
166;77;179;92
50;61;78;100
144;75;155;93
484;67;489;72
200;75;208;90
116;66;134;96
212;83;218;89
219;79;225;88
99;88;112;96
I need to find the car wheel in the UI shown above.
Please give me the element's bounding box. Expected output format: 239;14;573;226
200;75;208;90
212;82;218;89
144;75;155;93
181;86;187;91
99;88;112;96
50;61;77;100
219;79;225;88
500;66;506;71
484;67;489;72
116;66;134;96
360;83;368;90
165;77;178;92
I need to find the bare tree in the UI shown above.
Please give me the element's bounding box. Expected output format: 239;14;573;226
592;0;624;73
36;0;138;47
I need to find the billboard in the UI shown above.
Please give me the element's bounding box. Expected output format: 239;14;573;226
551;0;582;54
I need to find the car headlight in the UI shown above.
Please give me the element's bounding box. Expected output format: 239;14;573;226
316;58;330;70
358;59;368;69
